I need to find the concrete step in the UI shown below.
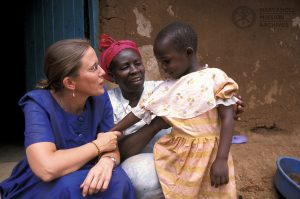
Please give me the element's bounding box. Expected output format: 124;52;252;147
0;144;25;182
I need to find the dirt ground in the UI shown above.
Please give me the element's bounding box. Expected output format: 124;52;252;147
1;120;299;199
232;122;300;199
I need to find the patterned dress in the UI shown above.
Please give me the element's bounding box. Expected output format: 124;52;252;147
132;67;238;199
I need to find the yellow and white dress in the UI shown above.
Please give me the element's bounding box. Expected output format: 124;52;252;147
132;67;239;199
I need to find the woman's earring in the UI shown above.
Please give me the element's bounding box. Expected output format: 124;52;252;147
72;91;75;97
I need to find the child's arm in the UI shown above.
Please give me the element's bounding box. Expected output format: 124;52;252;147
119;117;170;161
210;104;235;187
110;112;141;132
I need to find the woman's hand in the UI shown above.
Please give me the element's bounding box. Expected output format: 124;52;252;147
234;94;245;121
80;156;115;196
210;158;229;188
94;131;121;153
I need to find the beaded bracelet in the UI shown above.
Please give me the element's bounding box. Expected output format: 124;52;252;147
91;141;101;159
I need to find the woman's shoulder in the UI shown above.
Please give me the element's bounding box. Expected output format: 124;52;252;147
107;86;123;108
25;89;49;96
107;81;163;101
19;89;51;106
107;86;121;99
18;90;57;115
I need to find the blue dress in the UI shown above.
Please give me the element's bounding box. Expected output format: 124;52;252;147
0;89;136;199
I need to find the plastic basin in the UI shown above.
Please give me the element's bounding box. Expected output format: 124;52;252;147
274;156;300;199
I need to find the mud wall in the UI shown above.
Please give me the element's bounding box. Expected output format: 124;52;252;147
99;0;300;131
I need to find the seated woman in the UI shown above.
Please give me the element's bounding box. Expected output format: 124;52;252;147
0;39;136;199
99;34;245;199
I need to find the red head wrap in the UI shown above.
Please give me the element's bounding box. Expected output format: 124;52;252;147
99;34;141;82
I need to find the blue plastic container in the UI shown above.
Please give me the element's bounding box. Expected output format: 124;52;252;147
274;156;300;199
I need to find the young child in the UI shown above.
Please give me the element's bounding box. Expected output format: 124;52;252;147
111;21;238;199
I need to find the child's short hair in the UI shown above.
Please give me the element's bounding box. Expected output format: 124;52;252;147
154;21;198;53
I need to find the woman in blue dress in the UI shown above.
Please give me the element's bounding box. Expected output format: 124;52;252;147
0;39;136;199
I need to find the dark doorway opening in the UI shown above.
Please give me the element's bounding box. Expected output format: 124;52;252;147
2;2;26;145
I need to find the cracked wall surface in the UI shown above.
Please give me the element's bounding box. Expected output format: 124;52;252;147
99;0;300;131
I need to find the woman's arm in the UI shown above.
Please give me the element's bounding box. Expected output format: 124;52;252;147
26;142;98;182
26;131;121;182
119;117;170;161
210;104;235;187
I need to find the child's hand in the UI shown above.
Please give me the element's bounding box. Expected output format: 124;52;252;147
233;94;245;121
210;158;229;187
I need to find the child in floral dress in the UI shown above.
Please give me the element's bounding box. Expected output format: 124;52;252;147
111;21;238;199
